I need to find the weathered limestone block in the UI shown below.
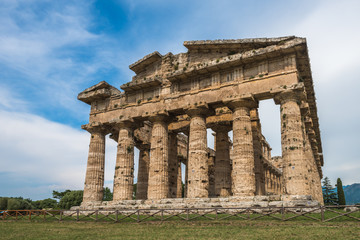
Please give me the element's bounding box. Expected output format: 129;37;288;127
113;123;135;200
168;132;179;198
212;126;232;197
136;146;150;200
275;90;312;196
147;115;170;199
83;127;106;202
186;106;211;198
227;99;258;196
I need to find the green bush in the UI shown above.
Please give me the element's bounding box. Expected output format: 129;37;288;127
58;191;83;209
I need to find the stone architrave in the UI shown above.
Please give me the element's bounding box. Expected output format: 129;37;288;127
168;132;179;198
113;121;135;201
227;99;258;196
212;126;232;197
136;145;150;200
186;106;211;198
274;90;312;196
83;126;106;203
147;115;170;199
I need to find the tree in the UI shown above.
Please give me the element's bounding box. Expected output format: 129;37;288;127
336;178;346;206
5;197;34;210
33;198;58;209
0;198;8;209
182;182;185;198
52;190;71;200
58;191;83;209
103;187;113;201
322;177;338;205
133;183;137;200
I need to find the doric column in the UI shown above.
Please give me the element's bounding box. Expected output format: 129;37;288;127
208;153;216;197
264;167;268;193
83;126;106;203
274;90;312;195
212;126;232;197
113;122;135;200
186;106;211;198
168;132;179;198
250;109;266;196
176;160;182;198
147;115;170;199
227;99;258;196
136;145;150;200
271;172;275;193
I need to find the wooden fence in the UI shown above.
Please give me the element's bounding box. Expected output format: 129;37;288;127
1;205;359;223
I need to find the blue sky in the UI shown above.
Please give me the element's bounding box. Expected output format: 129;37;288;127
0;0;359;200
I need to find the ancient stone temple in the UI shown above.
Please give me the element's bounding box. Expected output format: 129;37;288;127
77;36;324;210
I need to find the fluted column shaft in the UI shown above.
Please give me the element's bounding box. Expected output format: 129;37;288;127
264;168;269;192
136;146;150;200
176;161;182;198
113;125;134;200
304;127;324;203
228;100;257;196
187;109;209;198
147;117;169;199
275;90;311;195
250;109;266;196
168;132;179;198
213;127;232;197
83;129;106;202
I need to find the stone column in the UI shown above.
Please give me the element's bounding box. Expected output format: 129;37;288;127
250;109;266;196
176;161;182;198
184;131;189;198
136;145;150;200
168;132;179;198
83;126;106;203
265;167;270;193
147;115;170;199
186;107;211;198
274;90;312;195
113;122;135;201
227;99;258;196
208;153;216;197
212;126;232;197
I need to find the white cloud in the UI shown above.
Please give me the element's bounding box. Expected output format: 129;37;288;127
0;108;143;199
0;110;88;192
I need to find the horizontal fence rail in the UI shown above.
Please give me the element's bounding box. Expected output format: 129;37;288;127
0;205;359;223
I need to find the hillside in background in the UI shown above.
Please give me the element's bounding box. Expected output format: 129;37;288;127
343;183;360;205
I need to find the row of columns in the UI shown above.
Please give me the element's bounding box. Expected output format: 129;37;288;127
264;167;282;194
83;89;323;203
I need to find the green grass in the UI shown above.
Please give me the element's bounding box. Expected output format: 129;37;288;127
0;220;359;240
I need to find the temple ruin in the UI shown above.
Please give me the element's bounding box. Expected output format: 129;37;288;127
77;36;324;209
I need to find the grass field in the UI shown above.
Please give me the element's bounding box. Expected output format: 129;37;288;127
0;220;359;240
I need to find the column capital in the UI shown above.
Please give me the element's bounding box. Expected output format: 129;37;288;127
185;103;214;118
274;89;306;105
81;123;108;134
109;119;138;131
225;98;258;112
211;124;232;133
136;143;150;151
148;113;173;123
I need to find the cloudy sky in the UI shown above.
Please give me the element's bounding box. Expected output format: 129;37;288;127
0;0;359;200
